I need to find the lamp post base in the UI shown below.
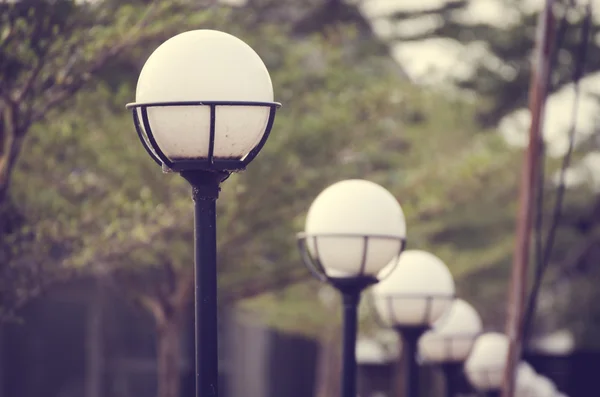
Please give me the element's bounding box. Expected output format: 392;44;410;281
181;170;229;397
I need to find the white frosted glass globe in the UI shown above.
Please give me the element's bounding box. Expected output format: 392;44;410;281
418;299;482;363
304;180;406;277
515;362;537;397
135;29;274;161
533;376;557;397
372;250;455;326
464;332;509;391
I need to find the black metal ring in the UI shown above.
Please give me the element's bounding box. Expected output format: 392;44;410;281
126;101;281;172
417;332;481;364
370;292;456;329
296;232;406;288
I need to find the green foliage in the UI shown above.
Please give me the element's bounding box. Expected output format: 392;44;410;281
5;0;599;351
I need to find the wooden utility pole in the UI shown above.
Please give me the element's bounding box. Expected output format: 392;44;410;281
502;2;556;397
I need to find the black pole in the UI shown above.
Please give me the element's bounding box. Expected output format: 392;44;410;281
340;290;360;397
487;390;502;397
398;327;427;397
440;362;462;397
182;170;229;397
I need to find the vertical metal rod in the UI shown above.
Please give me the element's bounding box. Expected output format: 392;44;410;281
183;170;227;397
340;291;360;397
399;327;426;397
502;2;555;396
193;192;219;397
441;363;459;397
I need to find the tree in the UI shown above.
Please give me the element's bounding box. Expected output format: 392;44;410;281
366;0;600;345
1;4;433;395
0;0;231;207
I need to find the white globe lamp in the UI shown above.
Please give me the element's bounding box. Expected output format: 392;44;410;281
372;250;455;327
465;332;510;395
532;375;558;397
297;179;407;397
515;362;538;397
126;29;280;397
299;179;406;279
371;250;455;397
418;299;482;363
127;29;280;172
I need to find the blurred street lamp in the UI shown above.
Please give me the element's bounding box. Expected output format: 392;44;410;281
465;332;540;397
418;299;482;397
372;250;455;397
297;179;407;397
531;375;558;397
465;332;511;397
514;362;538;397
126;29;280;397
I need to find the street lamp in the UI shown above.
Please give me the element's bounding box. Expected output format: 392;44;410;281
418;299;482;397
126;29;280;397
465;332;539;397
297;179;407;397
464;332;511;397
514;362;538;397
372;250;455;397
531;375;558;397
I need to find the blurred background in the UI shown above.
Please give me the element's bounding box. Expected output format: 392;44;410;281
1;0;600;396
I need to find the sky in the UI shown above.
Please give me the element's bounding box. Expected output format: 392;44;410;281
360;0;600;189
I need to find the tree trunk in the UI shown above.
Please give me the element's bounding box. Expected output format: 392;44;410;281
157;317;184;397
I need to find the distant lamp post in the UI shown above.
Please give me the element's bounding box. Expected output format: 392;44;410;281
297;179;407;397
372;250;455;397
418;299;482;397
514;362;538;397
464;332;511;397
531;375;558;397
126;29;280;397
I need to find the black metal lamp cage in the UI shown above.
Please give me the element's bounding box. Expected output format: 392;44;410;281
417;332;482;365
126;101;281;172
371;292;455;330
296;232;406;291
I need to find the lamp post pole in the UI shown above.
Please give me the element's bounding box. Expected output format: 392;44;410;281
335;278;378;397
440;362;462;397
127;29;280;397
297;179;407;397
397;326;428;397
372;251;455;397
182;171;229;397
341;291;360;397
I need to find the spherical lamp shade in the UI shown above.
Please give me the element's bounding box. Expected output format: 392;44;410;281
418;299;482;363
372;250;455;326
464;332;509;391
532;376;557;397
300;180;406;278
128;29;280;171
515;362;537;397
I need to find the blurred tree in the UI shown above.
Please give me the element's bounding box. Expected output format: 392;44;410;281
375;0;600;347
0;1;425;394
383;0;597;125
5;0;586;395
